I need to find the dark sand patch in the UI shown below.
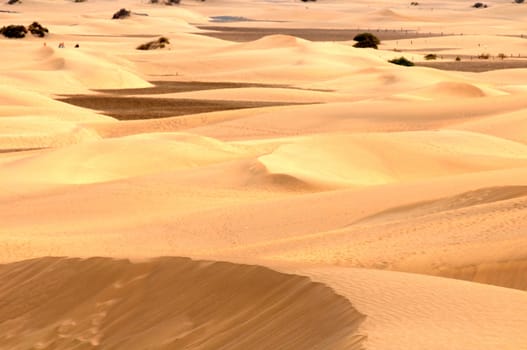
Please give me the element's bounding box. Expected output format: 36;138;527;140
417;59;527;72
58;95;307;120
0;147;45;154
195;26;438;42
95;81;330;95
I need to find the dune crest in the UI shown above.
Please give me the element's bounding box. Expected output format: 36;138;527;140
0;257;365;350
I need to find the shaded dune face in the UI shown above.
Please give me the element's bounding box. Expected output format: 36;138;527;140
0;257;365;350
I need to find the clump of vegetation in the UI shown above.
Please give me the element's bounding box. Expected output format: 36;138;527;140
137;36;170;50
0;22;49;38
498;53;507;59
0;24;27;38
472;2;488;8
165;0;181;4
514;0;524;3
27;21;48;37
424;53;437;60
478;53;490;59
7;0;20;4
388;56;414;66
353;32;380;49
112;8;131;19
410;2;419;5
455;56;461;61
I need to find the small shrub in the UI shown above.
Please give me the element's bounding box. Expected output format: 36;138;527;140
498;53;506;59
472;2;488;8
7;0;20;4
27;21;48;37
353;32;380;49
0;24;27;38
388;57;414;66
112;8;131;19
137;36;170;50
424;53;437;60
455;56;461;61
478;53;490;59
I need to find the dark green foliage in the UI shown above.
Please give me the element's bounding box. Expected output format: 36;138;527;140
388;57;415;66
0;24;27;38
0;22;49;39
27;21;48;37
353;32;380;49
112;8;131;19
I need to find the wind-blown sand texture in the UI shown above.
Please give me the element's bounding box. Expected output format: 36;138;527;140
1;0;527;349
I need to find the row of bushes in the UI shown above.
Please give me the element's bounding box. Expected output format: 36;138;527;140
0;22;48;38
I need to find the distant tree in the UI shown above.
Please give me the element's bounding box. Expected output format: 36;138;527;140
353;32;380;49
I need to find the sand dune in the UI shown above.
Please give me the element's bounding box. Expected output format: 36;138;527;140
296;266;527;350
2;0;527;348
0;257;364;349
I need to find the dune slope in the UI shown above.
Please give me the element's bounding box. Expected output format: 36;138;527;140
0;257;365;350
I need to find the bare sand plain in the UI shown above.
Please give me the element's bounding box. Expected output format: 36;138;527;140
1;0;527;349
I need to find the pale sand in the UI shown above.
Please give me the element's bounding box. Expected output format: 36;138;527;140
1;0;527;349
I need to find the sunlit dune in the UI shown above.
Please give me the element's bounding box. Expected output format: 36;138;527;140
1;0;527;348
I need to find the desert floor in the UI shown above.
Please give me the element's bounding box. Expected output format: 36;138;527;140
1;0;527;349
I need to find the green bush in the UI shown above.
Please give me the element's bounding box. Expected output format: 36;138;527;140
353;32;380;49
388;57;415;66
0;25;27;38
27;22;48;37
112;8;131;19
